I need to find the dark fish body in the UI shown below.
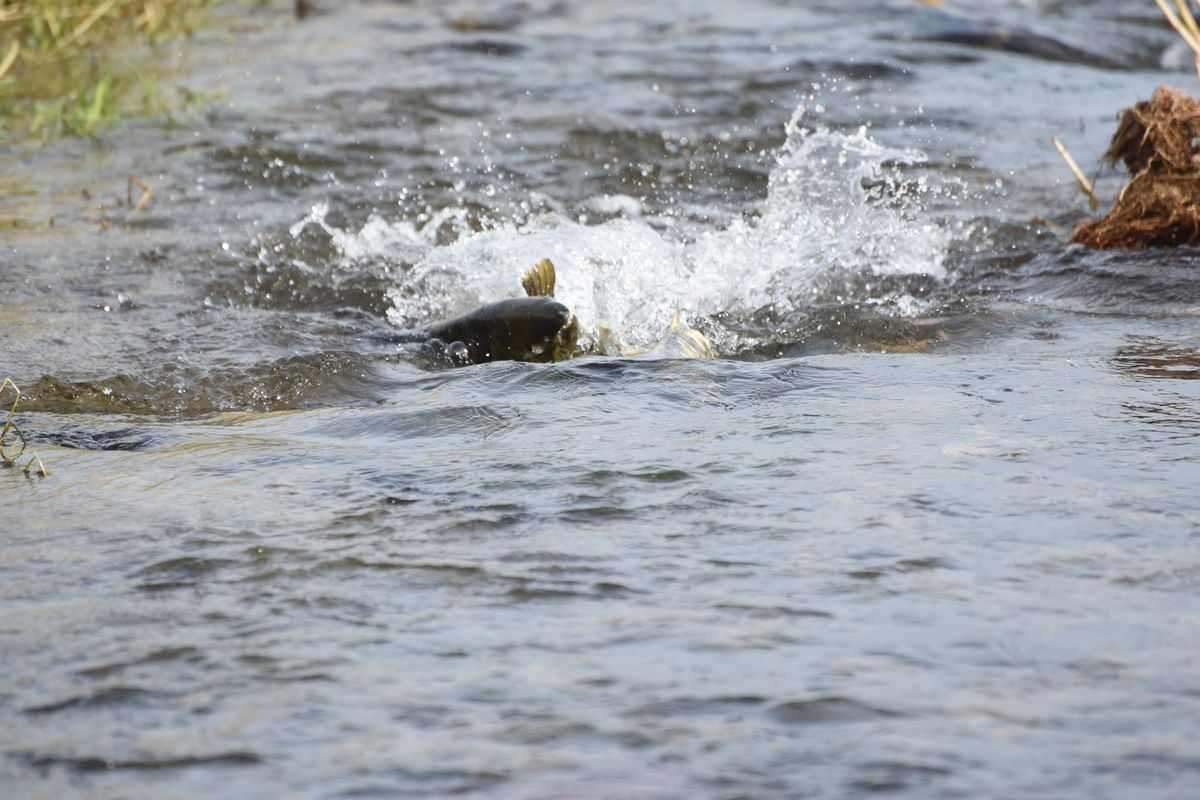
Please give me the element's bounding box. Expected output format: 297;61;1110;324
421;296;578;364
395;258;709;366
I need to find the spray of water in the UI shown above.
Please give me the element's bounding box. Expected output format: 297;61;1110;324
690;106;950;317
289;104;956;353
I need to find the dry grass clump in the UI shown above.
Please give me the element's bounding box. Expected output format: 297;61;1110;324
1072;87;1200;248
1067;1;1200;248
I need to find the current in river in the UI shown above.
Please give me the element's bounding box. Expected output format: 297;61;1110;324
2;1;1199;798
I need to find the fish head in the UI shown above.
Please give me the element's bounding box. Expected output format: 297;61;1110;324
551;310;581;360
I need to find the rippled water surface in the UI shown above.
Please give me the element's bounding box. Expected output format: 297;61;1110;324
3;1;1200;797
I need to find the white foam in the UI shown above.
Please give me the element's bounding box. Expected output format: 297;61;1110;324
288;202;451;266
384;214;690;347
298;102;955;350
689;106;949;319
580;193;644;219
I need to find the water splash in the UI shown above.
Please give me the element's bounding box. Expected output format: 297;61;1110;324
303;103;955;351
384;214;692;347
288;202;431;265
689;105;950;319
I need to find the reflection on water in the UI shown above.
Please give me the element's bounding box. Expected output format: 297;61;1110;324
1113;337;1200;442
3;1;1200;798
1114;336;1200;380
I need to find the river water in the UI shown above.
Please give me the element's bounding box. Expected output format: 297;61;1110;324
3;1;1200;797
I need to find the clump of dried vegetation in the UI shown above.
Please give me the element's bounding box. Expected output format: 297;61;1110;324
1064;1;1200;248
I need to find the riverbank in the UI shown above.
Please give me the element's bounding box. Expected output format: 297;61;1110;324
0;0;280;139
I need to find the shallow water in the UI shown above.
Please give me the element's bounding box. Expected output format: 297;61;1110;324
3;1;1200;798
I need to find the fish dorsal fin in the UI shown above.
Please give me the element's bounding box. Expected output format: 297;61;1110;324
669;308;683;329
521;258;557;297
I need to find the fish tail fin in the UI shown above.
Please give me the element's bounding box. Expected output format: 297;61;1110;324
521;258;557;297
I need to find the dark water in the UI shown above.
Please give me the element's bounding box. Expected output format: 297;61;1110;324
3;1;1200;797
